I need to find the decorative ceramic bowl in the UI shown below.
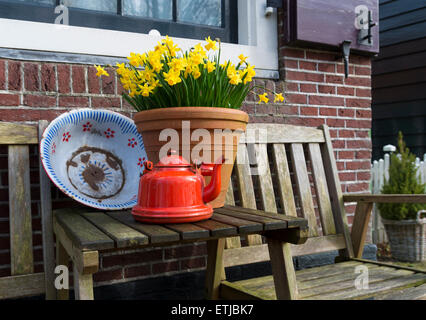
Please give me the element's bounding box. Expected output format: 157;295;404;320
40;108;147;210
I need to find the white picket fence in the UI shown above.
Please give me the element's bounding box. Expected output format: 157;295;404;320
370;152;426;244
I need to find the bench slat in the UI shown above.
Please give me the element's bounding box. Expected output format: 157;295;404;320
165;223;210;240
290;143;319;237
216;207;287;231
0;122;38;144
211;213;263;234
80;211;149;248
194;219;237;237
255;143;277;213
54;209;114;250
0;273;45;299
308;143;336;235
106;210;180;244
272;144;297;217
8;145;33;275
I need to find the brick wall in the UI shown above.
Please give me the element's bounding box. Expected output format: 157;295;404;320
0;10;372;287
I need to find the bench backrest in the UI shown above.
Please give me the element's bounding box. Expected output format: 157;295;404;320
0;121;55;299
223;123;354;268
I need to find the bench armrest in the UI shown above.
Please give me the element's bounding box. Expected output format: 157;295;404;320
343;194;426;203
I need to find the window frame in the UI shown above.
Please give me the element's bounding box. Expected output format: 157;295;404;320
0;0;278;79
0;0;238;44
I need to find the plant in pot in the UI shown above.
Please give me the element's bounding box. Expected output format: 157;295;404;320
96;36;284;208
377;132;426;262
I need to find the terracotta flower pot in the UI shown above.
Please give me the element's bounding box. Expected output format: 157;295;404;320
133;107;249;208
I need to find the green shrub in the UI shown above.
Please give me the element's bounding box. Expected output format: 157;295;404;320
378;132;426;220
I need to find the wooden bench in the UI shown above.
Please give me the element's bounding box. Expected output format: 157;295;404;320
1;120;425;300
219;123;426;300
0;121;56;299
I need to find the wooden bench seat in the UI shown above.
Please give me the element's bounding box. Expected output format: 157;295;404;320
221;260;426;300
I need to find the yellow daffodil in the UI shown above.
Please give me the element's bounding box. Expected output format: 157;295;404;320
205;60;216;73
238;54;248;64
205;36;218;51
94;65;109;77
139;83;154;97
274;93;285;103
258;93;269;104
163;70;182;86
127;52;143;67
168;58;186;73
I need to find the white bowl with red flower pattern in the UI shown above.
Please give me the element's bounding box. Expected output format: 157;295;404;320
40;108;147;210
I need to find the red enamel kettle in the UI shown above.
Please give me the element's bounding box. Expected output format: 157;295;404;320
131;151;225;224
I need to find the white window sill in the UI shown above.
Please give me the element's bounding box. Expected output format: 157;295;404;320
0;6;279;79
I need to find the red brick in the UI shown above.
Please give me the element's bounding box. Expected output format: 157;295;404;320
286;93;307;104
356;88;371;97
347;182;370;192
336;64;354;75
336;161;345;170
337;87;355;96
0;93;20;106
299;61;317;71
8;61;22;91
332;139;345;148
349;55;371;66
91;97;121;109
88;66;100;94
300;106;318;116
346;98;371;108
24;63;40;91
102;249;163;268
300;83;316;93
339;172;356;181
286;71;324;83
241;104;255;114
41;64;56;92
347;139;371;149
152;261;179;274
72;65;85;93
58;96;89;108
290;117;324;127
0;60;5;90
101;67;115;94
355;150;371;159
355;130;370;138
338;151;355;159
124;265;151;278
305;51;335;61
93;268;123;283
318;63;335;73
357;171;371;181
276;105;298;115
319;107;336;116
325;74;344;84
256;104;276;114
318;85;335;94
327;118;345;127
285;82;298;92
338;108;354;117
344;77;371;87
283;59;298;68
24;94;56;107
281;47;305;58
355;66;371;76
181;257;206;270
164;244;206;259
339;130;355;138
346;161;371;170
57;65;70;94
309;95;344;106
356;109;371;118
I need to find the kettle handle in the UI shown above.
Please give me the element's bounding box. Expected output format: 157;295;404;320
143;161;153;174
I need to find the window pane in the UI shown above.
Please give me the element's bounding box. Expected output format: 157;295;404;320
8;0;55;5
123;0;172;20
60;0;117;13
177;0;222;27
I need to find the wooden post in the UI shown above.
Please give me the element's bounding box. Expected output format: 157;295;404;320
351;202;374;258
267;238;298;300
73;264;94;300
205;238;226;300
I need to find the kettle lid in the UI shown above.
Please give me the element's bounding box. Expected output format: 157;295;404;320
157;150;190;167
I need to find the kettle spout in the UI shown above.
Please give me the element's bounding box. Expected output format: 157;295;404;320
202;156;225;203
